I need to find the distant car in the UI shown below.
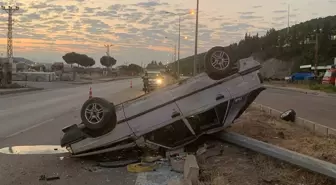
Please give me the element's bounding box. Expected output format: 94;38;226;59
60;46;265;157
322;66;336;85
142;71;165;92
290;72;315;81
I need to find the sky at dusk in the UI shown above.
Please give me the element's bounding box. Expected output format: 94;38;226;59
0;0;335;67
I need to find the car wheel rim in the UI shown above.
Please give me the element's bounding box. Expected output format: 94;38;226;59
85;103;104;124
210;51;230;71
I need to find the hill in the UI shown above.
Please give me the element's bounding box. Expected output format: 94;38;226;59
0;57;36;65
170;15;336;76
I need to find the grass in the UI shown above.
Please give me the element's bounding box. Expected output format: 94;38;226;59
265;81;336;93
197;107;336;185
309;83;336;93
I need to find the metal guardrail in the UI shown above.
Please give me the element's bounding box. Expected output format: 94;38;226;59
216;132;336;179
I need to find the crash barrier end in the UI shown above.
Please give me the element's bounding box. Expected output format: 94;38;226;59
251;102;336;137
183;155;200;185
89;86;92;99
217;132;336;180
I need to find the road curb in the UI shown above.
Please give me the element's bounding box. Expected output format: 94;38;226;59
264;84;336;97
0;87;44;96
251;102;336;137
95;76;138;84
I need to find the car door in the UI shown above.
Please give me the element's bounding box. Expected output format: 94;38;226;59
143;119;196;149
170;73;232;117
123;90;182;136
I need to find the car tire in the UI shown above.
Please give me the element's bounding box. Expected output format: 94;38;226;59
80;97;117;132
204;46;238;80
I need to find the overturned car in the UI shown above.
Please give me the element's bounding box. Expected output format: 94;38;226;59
60;46;265;157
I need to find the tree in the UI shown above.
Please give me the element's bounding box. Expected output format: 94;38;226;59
62;52;79;67
62;52;95;67
100;56;117;68
128;63;143;73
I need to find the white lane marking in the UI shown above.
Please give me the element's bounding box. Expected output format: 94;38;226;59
6;118;55;138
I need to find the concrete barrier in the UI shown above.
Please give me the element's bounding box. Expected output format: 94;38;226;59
13;72;57;82
251;102;336;137
183;155;199;185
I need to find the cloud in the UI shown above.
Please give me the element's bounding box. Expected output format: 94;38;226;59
0;0;332;65
272;16;286;21
19;13;41;22
221;23;254;32
238;11;255;15
136;1;168;8
65;5;79;13
273;10;288;14
84;7;101;13
240;15;263;20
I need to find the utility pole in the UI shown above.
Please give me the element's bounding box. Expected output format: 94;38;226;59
287;4;290;34
193;0;199;76
314;33;319;76
103;44;113;76
177;16;181;77
174;44;177;62
1;5;19;86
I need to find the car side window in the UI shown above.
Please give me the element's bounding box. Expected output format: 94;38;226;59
145;120;195;148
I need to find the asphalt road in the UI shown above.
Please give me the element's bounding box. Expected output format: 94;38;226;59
0;78;142;139
0;79;143;185
1;78;335;185
0;78;180;185
255;88;336;128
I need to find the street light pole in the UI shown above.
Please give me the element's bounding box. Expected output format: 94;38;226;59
177;15;181;77
174;44;177;62
104;44;113;57
193;0;199;76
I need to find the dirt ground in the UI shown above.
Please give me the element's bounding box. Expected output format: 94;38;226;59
197;107;336;185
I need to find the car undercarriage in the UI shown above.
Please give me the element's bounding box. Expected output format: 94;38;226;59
60;46;265;157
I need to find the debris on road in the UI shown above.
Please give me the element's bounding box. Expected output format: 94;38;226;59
142;155;163;163
39;174;60;181
98;159;140;168
280;109;296;122
0;145;68;155
127;162;157;173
